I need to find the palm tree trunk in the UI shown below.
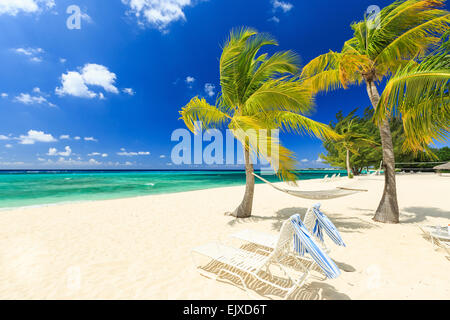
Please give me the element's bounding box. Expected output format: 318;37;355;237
366;80;400;223
346;148;352;178
231;146;254;218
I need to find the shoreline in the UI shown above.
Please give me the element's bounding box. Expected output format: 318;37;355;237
0;171;347;212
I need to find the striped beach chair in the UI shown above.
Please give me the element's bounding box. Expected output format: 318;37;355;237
304;203;346;251
290;214;341;279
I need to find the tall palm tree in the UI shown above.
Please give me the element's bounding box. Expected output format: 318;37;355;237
180;27;339;218
301;0;449;223
375;33;449;154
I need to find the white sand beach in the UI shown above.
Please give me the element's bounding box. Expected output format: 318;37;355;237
0;174;449;300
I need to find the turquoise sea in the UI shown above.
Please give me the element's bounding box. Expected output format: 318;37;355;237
0;170;346;209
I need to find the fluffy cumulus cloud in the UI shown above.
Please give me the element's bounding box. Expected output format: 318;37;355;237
204;83;215;97
48;146;72;157
55;64;119;99
84;137;98;142
1;93;8;98
122;0;203;32
18;130;57;145
0;0;55;16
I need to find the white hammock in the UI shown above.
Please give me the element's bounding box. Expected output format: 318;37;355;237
253;173;368;200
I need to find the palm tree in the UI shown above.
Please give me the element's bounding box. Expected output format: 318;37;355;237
180;27;339;218
333;119;379;178
301;0;449;223
375;33;449;155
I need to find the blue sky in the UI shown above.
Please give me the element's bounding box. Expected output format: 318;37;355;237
0;0;448;170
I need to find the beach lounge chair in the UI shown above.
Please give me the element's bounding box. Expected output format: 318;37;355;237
191;218;309;299
231;204;344;254
303;203;346;251
290;215;341;279
417;225;450;259
322;174;329;182
192;215;340;298
229;204;344;277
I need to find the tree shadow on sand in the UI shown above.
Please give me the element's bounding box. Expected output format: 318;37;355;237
350;206;449;224
226;206;309;230
227;206;378;234
400;207;450;224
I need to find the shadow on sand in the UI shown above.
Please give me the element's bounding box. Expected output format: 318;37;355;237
228;206;379;234
350;206;449;224
400;206;450;224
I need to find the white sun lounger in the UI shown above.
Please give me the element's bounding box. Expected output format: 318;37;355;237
191;219;310;299
418;225;450;259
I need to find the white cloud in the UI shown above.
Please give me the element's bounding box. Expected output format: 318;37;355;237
80;12;93;24
268;16;280;23
0;0;55;16
14;47;44;62
74;136;81;140
5;144;12;148
19;130;57;145
55;64;119;99
84;137;98;142
0;135;10;140
117;149;150;156
123;88;135;95
160;155;166;158
300;158;309;162
88;158;101;165
1;93;7;98
81;64;119;93
204;83;215;97
56;71;97;98
88;152;107;157
186;76;195;84
13;89;56;107
122;0;202;32
316;156;324;163
60;134;70;140
59;58;67;64
272;0;293;13
14;93;49;105
48;146;72;157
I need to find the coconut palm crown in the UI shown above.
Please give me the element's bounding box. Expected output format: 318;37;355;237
180;27;339;218
375;31;450;154
300;0;449;223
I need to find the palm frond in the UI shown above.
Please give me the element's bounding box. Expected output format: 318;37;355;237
374;13;450;69
244;76;315;115
368;0;447;63
220;27;258;108
179;97;231;133
243;50;299;100
271;111;341;141
229;116;299;183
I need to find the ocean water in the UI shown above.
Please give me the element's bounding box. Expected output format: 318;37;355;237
0;170;346;209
